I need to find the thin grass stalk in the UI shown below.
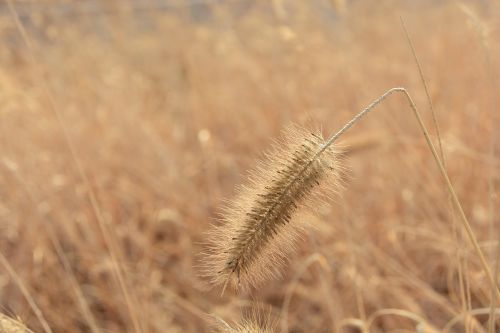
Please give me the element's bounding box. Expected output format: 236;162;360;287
341;207;368;333
0;313;34;333
444;308;500;333
461;7;500;332
210;86;498;302
3;160;101;333
455;6;499;330
400;18;471;331
280;253;331;333
0;253;52;333
400;18;445;162
323;87;499;299
366;309;440;333
6;2;142;332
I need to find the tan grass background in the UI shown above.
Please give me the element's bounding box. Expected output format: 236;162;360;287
0;1;499;332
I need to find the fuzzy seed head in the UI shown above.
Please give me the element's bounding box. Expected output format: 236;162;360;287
217;320;274;333
202;126;343;291
212;305;275;333
0;314;33;333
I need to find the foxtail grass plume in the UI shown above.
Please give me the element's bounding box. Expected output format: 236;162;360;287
203;126;343;292
216;319;274;333
212;303;275;332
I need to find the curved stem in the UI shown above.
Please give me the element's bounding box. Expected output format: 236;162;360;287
280;253;332;333
323;87;499;299
322;87;403;152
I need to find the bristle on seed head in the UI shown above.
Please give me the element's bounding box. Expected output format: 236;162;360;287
202;125;343;292
212;303;275;332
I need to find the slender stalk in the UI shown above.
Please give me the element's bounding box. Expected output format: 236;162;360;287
0;252;53;333
471;9;499;332
400;18;445;162
400;18;471;331
4;153;101;333
321;87;499;298
280;253;331;333
6;1;142;332
342;208;368;333
455;6;499;329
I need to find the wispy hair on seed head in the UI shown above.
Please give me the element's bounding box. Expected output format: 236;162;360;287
216;319;275;333
212;303;275;333
201;86;497;299
0;313;34;333
202;125;344;292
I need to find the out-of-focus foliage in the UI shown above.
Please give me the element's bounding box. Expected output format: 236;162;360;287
0;1;498;332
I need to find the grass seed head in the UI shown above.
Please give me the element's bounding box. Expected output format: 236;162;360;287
216;319;274;333
212;303;275;333
202;125;344;291
0;314;33;333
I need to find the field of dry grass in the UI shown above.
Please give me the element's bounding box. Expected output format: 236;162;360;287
0;1;499;332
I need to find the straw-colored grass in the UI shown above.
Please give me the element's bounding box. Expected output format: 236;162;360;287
0;1;498;332
0;313;33;333
202;126;342;292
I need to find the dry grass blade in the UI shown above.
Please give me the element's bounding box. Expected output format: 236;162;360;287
400;17;445;163
2;3;498;331
280;253;334;333
400;16;472;332
204;85;496;298
457;5;500;332
0;253;52;333
331;87;499;300
0;314;34;333
322;87;500;301
366;309;441;333
203;126;343;292
443;308;500;332
5;1;141;332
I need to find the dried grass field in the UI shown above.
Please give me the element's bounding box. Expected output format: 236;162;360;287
0;1;499;332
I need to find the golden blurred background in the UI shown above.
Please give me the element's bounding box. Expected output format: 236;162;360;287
0;1;499;332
